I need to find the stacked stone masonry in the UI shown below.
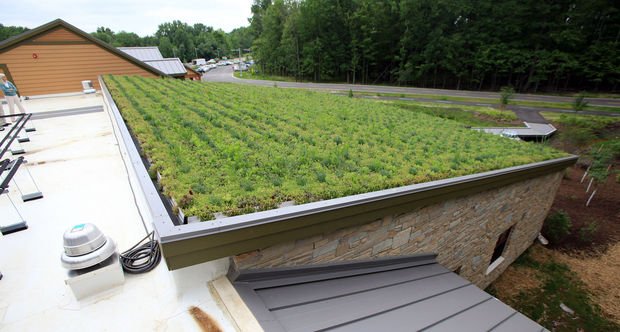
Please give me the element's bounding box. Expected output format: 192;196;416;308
233;171;563;288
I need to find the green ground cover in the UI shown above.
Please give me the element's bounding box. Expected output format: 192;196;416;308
386;100;519;127
350;91;620;113
233;70;302;82
106;75;566;220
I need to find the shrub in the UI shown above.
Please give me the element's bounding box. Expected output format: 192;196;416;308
578;221;598;243
573;92;589;112
348;89;354;98
542;210;572;244
558;127;596;147
499;86;515;109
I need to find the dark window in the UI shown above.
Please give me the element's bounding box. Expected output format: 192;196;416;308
490;226;513;265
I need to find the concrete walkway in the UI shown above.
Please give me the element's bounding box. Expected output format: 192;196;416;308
473;122;557;139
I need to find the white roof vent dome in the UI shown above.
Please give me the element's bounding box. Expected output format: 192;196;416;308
61;223;117;270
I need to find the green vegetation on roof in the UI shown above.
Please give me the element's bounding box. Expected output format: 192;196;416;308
105;75;566;220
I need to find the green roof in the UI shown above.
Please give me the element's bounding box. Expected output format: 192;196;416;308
105;75;566;220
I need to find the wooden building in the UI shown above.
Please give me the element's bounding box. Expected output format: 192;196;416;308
0;19;165;97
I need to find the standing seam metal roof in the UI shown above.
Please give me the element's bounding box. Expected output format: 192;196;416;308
230;254;547;332
144;59;187;76
117;46;164;61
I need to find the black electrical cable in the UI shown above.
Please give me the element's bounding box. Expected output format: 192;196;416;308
119;231;161;274
103;84;161;273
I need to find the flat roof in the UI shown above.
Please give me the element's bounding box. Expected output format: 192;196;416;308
0;94;234;331
231;254;547;332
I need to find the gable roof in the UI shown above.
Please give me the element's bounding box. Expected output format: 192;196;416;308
0;19;167;77
231;254;547;332
118;46;164;61
184;64;201;77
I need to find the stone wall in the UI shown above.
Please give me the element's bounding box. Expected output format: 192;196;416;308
232;171;563;288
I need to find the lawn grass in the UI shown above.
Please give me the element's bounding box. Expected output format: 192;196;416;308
106;75;566;220
385;100;520;127
487;247;619;331
233;70;303;82
354;91;620;113
541;112;620;151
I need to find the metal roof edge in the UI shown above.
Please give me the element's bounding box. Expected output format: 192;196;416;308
99;76;177;238
99;76;578;270
0;19;168;77
230;253;439;283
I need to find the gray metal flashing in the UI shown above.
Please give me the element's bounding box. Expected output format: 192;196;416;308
100;76;577;270
99;76;175;239
230;255;546;332
31;106;104;120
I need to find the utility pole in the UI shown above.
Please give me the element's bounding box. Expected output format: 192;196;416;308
238;48;242;77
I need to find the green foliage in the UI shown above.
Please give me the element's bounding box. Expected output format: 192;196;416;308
0;23;28;42
392;102;517;127
249;0;620;92
573;92;589;112
348;89;353;98
542;210;572;243
578;221;599;243
89;21;251;61
105;75;566;220
558;127;597;147
588;140;619;184
499;86;515;108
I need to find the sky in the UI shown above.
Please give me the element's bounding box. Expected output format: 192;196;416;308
1;0;254;35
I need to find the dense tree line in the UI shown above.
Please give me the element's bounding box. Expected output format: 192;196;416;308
250;0;620;92
0;24;28;42
92;22;253;61
0;22;252;62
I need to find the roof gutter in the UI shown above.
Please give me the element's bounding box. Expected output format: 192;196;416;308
100;76;578;270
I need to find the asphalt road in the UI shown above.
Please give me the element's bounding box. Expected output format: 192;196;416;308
203;66;620;108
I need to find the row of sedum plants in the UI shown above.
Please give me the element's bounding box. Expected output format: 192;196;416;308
105;75;567;220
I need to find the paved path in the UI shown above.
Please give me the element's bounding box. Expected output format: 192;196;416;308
474;122;557;139
203;66;620;108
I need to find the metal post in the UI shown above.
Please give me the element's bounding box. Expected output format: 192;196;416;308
239;48;243;77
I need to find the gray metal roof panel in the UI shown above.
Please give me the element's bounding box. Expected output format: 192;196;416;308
144;58;187;76
491;312;548;332
117;46;164;61
231;254;546;332
328;285;490;332
425;297;516;332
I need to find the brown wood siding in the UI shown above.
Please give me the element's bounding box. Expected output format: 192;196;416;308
32;27;86;42
0;43;157;96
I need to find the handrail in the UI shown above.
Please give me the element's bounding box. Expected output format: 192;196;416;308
0;113;31;160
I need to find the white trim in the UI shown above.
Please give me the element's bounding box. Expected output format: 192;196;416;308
485;256;505;275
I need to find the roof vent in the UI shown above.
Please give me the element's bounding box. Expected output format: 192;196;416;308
61;223;116;270
81;80;96;94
